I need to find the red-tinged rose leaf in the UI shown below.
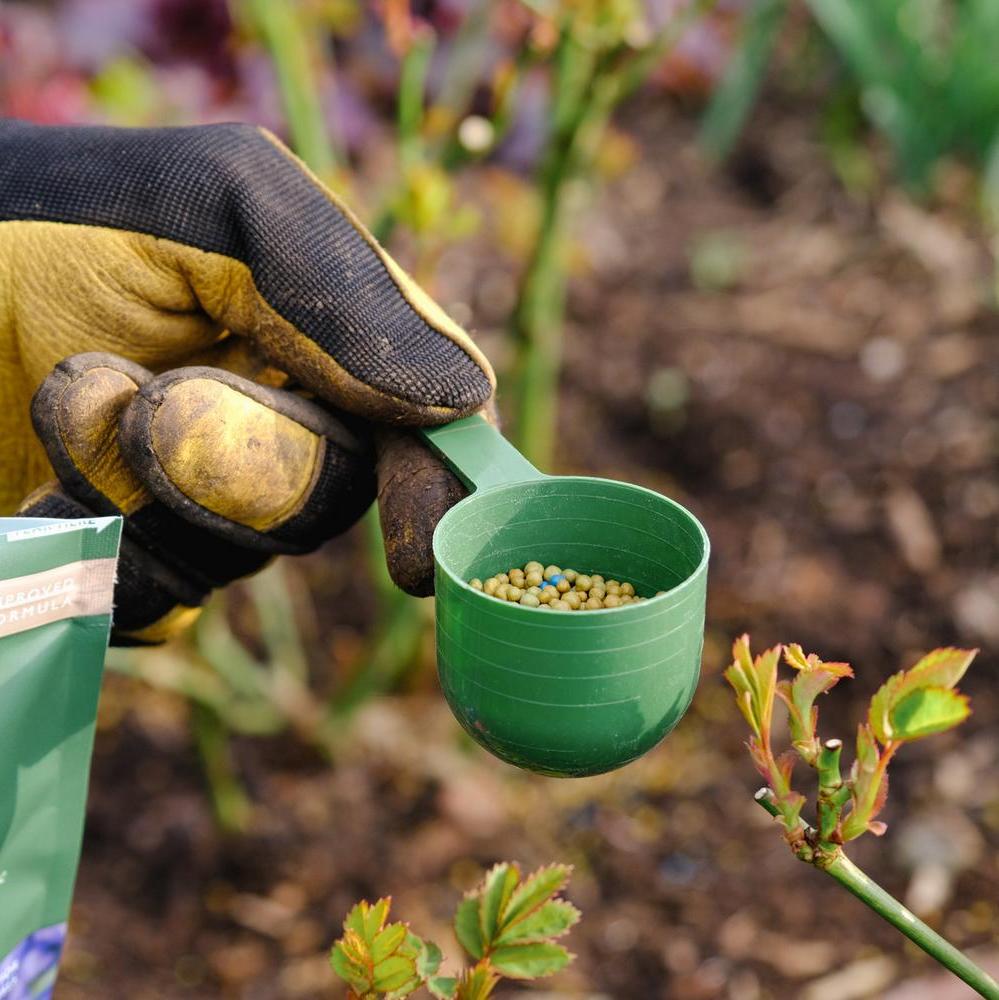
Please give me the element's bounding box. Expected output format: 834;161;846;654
889;687;971;741
783;644;852;678
842;725;887;841
784;643;811;672
723;635;761;736
735;688;760;735
775;749;798;786
792;668;848;716
855;723;879;771
907;647;977;691
330;932;368;993
338;929;367;969
753;645;781;735
344;898;391;940
725;668;761;736
732;633;755;675
748;738;771;781
781;646;853;753
725;636;780;740
330;898;427;1000
454;964;499;1000
776;689;814;763
785;672;826;751
871;764;889;821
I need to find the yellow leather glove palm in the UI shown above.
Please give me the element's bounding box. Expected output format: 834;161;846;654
0;120;494;642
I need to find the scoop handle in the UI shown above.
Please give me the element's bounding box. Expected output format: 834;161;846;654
419;414;544;493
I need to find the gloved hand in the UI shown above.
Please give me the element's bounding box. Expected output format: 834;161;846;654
0;119;494;643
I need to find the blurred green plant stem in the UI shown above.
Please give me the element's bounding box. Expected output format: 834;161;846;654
240;0;340;177
513;0;718;466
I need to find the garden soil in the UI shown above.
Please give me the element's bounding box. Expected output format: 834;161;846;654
56;97;999;1000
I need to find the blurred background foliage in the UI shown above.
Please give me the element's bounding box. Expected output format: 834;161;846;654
3;2;999;997
4;0;758;829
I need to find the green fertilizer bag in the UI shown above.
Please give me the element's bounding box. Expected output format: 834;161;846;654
0;516;122;1000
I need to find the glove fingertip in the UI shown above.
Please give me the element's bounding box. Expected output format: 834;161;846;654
377;431;467;597
29;352;154;515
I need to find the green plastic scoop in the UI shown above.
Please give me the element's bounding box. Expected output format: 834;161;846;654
419;414;709;778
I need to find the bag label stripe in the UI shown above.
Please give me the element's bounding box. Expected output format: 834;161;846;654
0;559;117;639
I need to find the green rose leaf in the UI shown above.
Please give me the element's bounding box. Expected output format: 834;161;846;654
889;686;971;741
502;864;572;927
495;900;580;946
427;976;458;999
454;896;485;960
870;648;977;742
489;941;573;979
416;937;443;978
907;647;977;690
478;863;520;947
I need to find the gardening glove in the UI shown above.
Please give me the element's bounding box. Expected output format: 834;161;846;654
0;119;494;643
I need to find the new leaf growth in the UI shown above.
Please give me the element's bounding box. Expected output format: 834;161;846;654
330;863;579;1000
725;637;999;998
725;636;976;858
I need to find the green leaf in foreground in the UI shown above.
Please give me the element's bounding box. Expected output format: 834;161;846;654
456;862;575;958
330;898;439;1000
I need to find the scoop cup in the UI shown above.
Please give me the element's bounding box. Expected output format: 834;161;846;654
419;415;709;777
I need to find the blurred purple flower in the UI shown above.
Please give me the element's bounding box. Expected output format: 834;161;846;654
228;50;285;132
496;69;548;170
326;76;382;154
56;0;150;71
